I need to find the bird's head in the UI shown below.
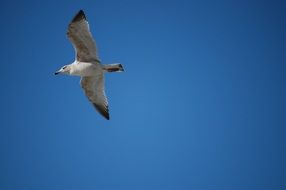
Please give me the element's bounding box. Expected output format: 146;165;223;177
54;65;71;75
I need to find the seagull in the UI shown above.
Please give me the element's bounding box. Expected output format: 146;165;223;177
55;10;124;120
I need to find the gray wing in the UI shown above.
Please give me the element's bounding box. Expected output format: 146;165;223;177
67;10;100;63
80;75;109;120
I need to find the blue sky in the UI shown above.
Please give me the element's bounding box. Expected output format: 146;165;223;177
0;0;285;189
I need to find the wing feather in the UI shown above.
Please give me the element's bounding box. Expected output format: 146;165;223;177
67;10;100;63
80;75;109;120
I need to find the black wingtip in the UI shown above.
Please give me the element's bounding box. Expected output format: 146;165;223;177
92;103;110;120
102;113;110;120
71;10;86;22
104;111;110;120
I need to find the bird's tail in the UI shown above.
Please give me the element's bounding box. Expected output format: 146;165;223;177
102;63;124;72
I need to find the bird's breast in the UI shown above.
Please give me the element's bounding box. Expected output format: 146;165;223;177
71;62;102;76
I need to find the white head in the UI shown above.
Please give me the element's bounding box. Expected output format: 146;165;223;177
54;65;71;75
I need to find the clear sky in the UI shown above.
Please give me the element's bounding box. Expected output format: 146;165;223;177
0;0;285;189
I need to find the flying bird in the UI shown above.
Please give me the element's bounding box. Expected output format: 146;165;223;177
55;10;124;120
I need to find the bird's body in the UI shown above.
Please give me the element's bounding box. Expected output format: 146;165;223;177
55;10;123;120
69;61;102;77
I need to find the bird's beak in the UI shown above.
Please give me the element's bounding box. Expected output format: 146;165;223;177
54;69;62;75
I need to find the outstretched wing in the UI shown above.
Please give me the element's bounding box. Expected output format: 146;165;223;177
67;10;100;63
80;75;109;120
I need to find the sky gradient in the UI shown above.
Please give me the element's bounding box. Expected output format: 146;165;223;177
0;0;285;189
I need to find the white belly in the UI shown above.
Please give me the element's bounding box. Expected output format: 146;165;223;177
70;62;102;76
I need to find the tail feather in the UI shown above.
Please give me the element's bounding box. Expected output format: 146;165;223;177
103;64;124;72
